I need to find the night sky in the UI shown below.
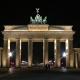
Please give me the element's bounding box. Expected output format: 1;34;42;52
0;1;80;64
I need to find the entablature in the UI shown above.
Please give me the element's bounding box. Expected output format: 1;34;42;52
3;38;72;42
2;31;75;39
74;48;80;53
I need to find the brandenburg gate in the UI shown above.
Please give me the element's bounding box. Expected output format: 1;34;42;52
0;8;80;68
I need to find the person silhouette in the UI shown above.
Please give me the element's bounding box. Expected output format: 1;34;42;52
48;64;50;71
45;64;47;71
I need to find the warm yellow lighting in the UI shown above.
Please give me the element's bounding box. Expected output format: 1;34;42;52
45;60;48;65
16;59;19;67
20;39;21;50
8;39;10;49
55;53;56;55
66;39;68;49
3;60;6;67
43;53;44;55
49;30;72;31
54;39;56;49
20;53;21;55
4;30;28;31
28;59;32;67
70;60;73;67
28;25;48;31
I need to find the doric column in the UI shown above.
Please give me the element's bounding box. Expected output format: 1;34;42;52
2;39;7;67
28;39;33;67
69;39;74;68
43;39;48;66
66;39;74;68
74;52;78;68
65;39;70;68
20;39;21;67
2;39;10;68
15;39;21;67
0;48;1;67
78;52;80;68
0;48;3;67
7;39;10;67
54;39;60;68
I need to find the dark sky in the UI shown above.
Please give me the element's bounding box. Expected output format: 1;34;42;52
0;1;80;62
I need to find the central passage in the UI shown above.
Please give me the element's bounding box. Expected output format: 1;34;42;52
33;42;43;64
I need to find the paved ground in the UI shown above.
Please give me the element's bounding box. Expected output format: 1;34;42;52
0;67;80;80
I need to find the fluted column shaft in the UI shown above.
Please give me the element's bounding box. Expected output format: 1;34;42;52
15;39;21;67
2;39;10;68
65;39;70;68
43;39;48;66
28;39;33;67
78;53;80;68
2;39;7;67
69;39;74;68
74;52;78;68
7;39;10;67
0;49;1;67
66;39;74;68
54;39;60;68
0;48;3;67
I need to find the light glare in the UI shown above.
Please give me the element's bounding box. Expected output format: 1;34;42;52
63;52;66;57
9;52;12;57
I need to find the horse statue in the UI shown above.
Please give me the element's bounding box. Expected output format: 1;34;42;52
30;17;35;24
38;16;42;24
35;14;42;24
43;16;47;24
35;14;39;24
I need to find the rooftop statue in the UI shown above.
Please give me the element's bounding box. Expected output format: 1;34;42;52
30;8;47;24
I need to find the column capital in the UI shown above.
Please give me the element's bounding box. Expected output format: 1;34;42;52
3;38;8;40
69;39;73;40
16;38;20;40
3;38;11;41
66;38;73;40
43;38;48;39
43;38;48;40
55;38;60;40
28;38;32;40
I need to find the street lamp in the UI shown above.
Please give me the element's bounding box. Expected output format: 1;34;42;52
63;52;66;57
8;49;16;57
8;52;12;57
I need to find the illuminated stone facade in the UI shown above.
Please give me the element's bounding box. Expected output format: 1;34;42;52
0;47;3;67
1;24;79;68
73;48;80;68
